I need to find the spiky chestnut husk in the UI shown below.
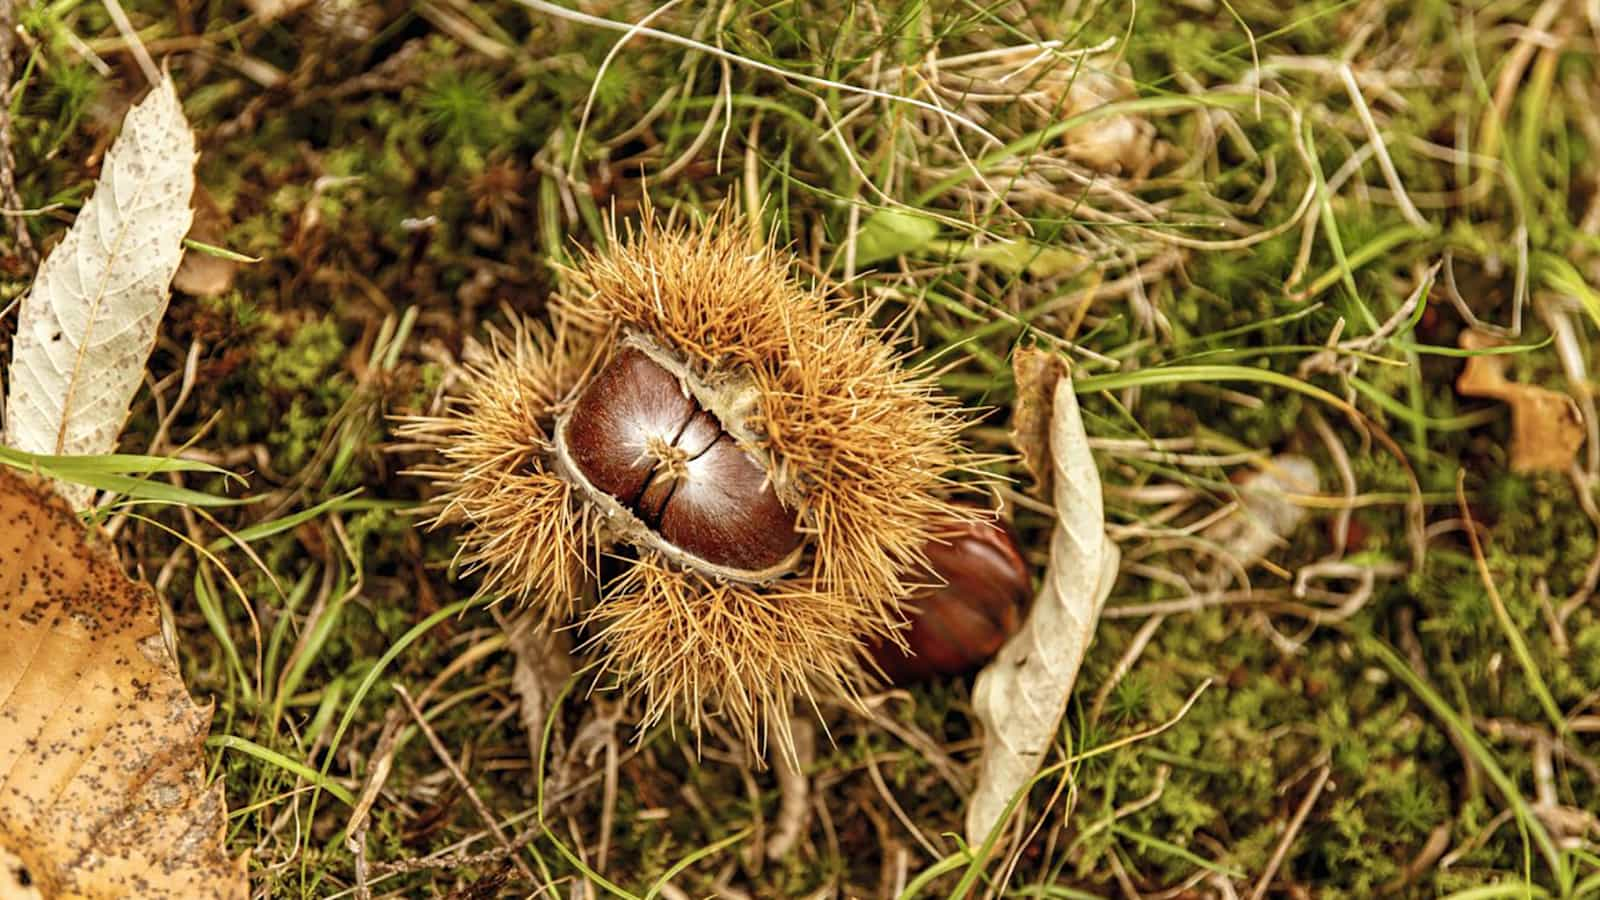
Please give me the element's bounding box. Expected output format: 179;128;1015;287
402;206;986;749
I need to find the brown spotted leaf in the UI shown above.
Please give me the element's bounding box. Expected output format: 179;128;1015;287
0;469;246;899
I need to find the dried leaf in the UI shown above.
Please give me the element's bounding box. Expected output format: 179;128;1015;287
1457;329;1586;472
967;362;1118;844
0;469;246;899
1009;346;1069;498
244;0;315;22
2;78;196;508
172;184;237;298
1202;455;1320;574
1052;57;1156;175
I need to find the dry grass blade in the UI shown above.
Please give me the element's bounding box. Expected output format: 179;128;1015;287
0;468;246;898
966;349;1119;846
1;76;196;508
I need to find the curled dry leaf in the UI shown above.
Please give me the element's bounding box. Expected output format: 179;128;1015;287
1456;329;1586;472
0;469;246;899
1009;347;1069;498
966;353;1119;845
2;77;195;508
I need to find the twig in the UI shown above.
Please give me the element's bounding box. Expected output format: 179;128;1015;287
568;0;688;177
1089;613;1166;723
345;707;406;900
509;0;1001;148
766;714;815;861
1248;765;1330;900
394;683;537;882
100;0;161;86
1381;824;1451;893
1336;63;1426;228
863;745;942;861
1108;849;1143;900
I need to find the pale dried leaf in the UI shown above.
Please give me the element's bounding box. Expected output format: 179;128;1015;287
967;364;1118;845
2;77;195;508
1202;455;1320;574
1457;329;1586;472
0;469;246;899
1053;57;1156;175
245;0;315;22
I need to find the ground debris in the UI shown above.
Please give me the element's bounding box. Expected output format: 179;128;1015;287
503;608;575;771
1456;329;1586;472
1203;454;1321;578
173;183;238;298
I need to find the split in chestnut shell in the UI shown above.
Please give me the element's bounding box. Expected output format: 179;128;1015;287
556;343;804;579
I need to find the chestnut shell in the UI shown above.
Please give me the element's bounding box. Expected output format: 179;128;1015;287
867;515;1030;683
562;346;803;574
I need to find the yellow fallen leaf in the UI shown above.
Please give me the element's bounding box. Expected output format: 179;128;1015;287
0;470;246;899
1456;329;1586;473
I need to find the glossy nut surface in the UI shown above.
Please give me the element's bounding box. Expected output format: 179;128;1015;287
868;515;1030;683
564;347;804;573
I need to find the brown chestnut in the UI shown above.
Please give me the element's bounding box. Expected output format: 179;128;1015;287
558;345;804;576
867;513;1030;683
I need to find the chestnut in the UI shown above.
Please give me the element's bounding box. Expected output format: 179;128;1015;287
868;514;1030;683
557;345;804;578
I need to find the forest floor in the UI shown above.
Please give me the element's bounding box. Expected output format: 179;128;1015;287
4;0;1600;897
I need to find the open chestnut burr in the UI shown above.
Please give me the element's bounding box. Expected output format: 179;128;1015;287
403;206;994;749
